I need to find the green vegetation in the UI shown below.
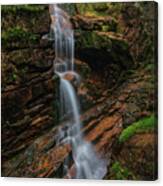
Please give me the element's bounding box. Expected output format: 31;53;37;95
107;3;123;18
76;3;109;17
76;31;112;49
2;27;38;42
84;31;128;51
145;63;155;72
2;27;39;49
76;3;97;16
110;161;136;180
102;25;110;32
76;3;123;18
119;115;156;143
94;3;108;11
2;5;45;15
6;72;18;84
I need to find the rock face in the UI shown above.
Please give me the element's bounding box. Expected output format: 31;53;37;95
71;5;133;88
1;5;59;162
1;2;157;180
110;133;157;180
75;31;133;88
71;15;117;32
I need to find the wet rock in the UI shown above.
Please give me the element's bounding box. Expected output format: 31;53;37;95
1;2;157;180
2;66;156;178
2;49;54;89
120;2;157;65
2;5;50;34
108;132;157;180
1;5;52;50
75;31;133;88
1;7;59;161
71;15;117;32
75;3;109;17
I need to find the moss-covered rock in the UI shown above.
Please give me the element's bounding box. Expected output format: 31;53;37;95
75;30;112;50
71;15;117;32
1;2;157;179
1;4;51;50
119;115;156;143
75;3;109;17
1;4;60;164
75;31;130;55
110;132;157;180
75;30;133;88
2;48;54;88
1;5;46;14
2;27;40;50
108;161;136;180
1;5;50;35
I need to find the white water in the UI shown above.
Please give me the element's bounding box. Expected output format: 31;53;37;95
50;4;107;179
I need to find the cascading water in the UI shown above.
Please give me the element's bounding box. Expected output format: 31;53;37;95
49;4;107;179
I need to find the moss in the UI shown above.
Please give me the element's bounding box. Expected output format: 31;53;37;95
76;30;130;54
145;63;155;72
102;25;110;32
2;27;39;49
2;5;49;35
76;3;95;15
2;27;38;41
1;5;45;15
75;31;112;50
110;161;136;180
94;3;108;11
119;115;156;143
108;35;129;51
18;66;29;83
75;30;132;70
76;3;109;17
7;72;18;84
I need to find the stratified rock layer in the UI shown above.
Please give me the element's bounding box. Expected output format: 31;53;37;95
1;2;157;180
1;5;59;162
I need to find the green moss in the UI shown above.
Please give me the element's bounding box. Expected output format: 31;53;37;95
76;2;121;17
76;3;109;17
7;72;18;84
75;31;112;50
110;161;136;180
145;63;155;72
2;27;38;41
94;3;108;11
18;66;29;82
1;5;45;15
76;3;95;15
119;115;156;143
102;25;110;32
107;3;123;18
2;27;39;49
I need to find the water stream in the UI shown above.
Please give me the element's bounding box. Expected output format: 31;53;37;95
49;4;107;179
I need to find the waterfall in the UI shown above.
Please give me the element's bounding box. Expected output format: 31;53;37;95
50;4;107;179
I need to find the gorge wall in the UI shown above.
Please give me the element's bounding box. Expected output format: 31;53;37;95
1;2;157;180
